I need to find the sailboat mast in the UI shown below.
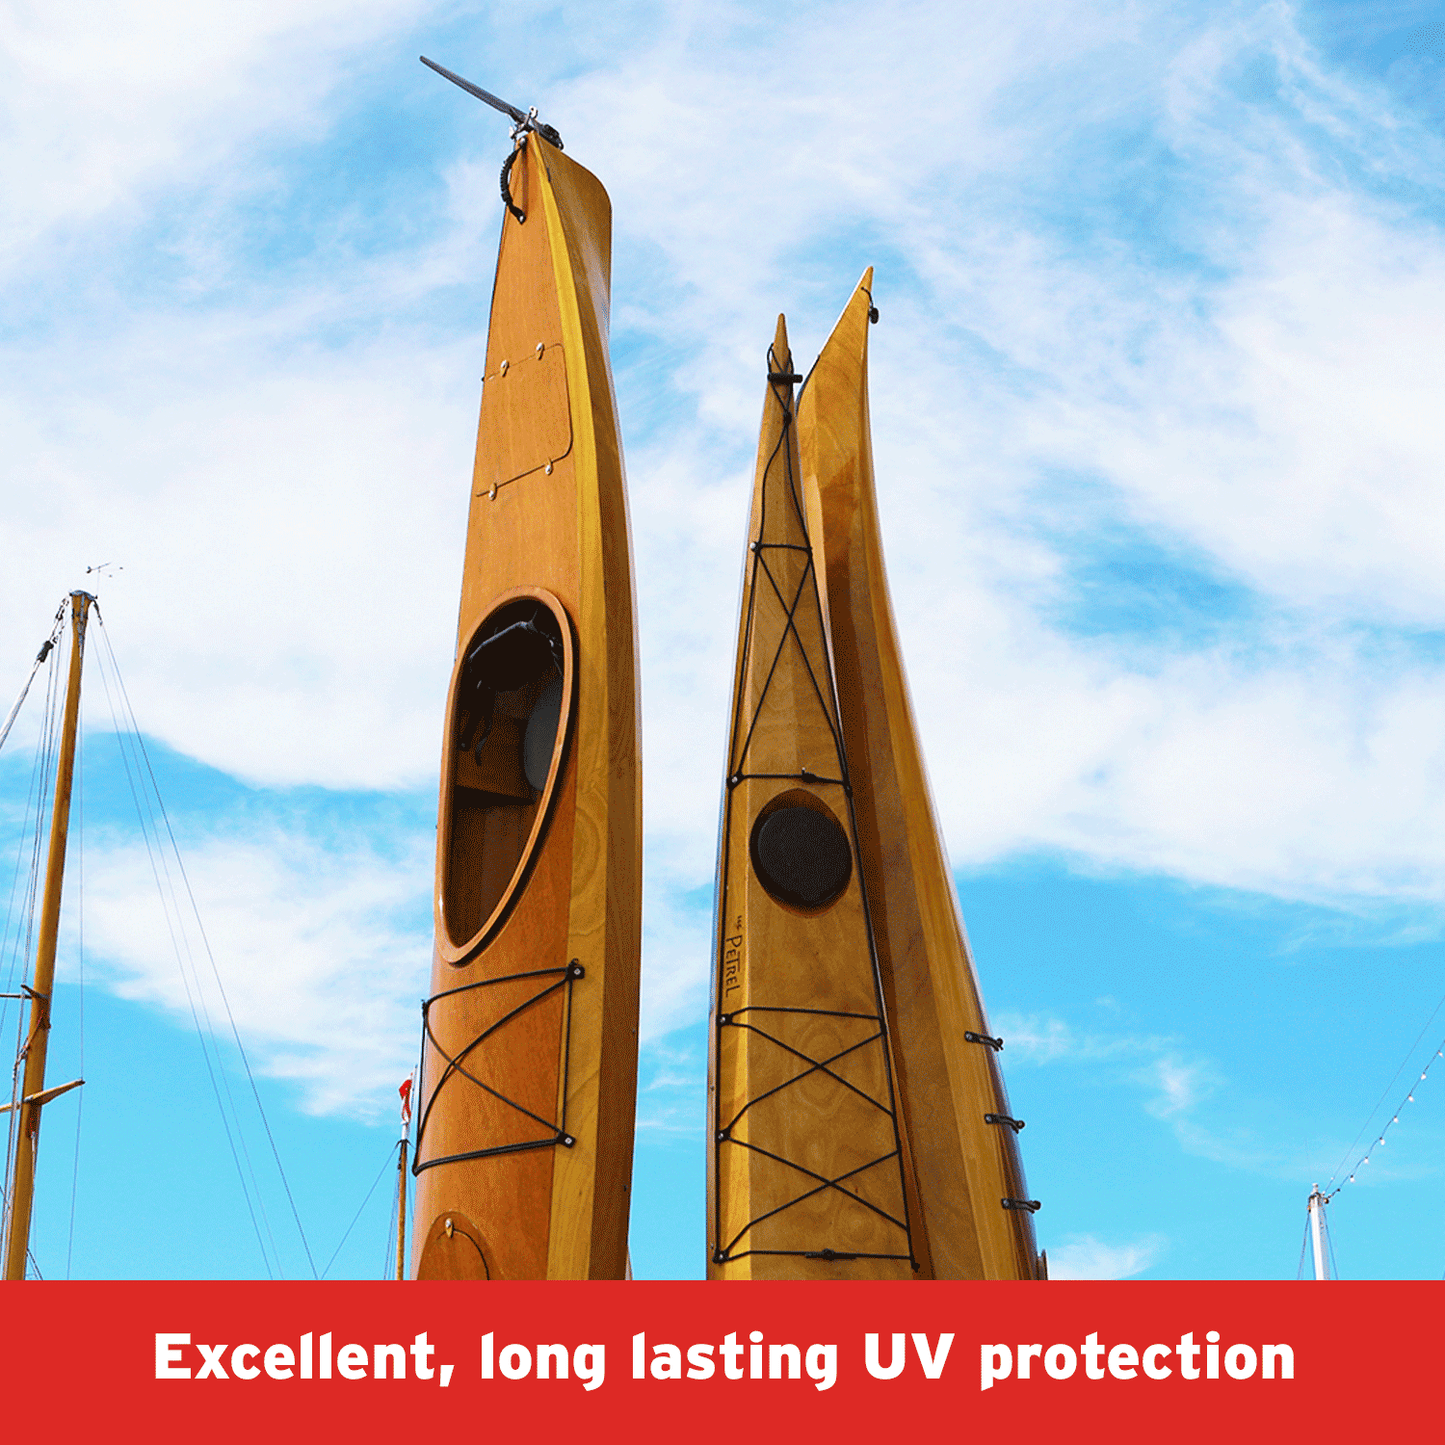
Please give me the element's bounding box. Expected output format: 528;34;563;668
396;1135;409;1281
3;590;93;1280
395;1073;412;1280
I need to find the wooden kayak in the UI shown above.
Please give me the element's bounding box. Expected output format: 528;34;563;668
411;131;640;1281
798;271;1044;1280
708;316;918;1279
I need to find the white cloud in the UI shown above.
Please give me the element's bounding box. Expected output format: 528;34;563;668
997;1010;1224;1140
1047;1232;1168;1279
995;1011;1177;1066
1140;1055;1214;1120
998;1007;1352;1180
0;0;434;269
635;1032;707;1138
80;825;432;1116
640;859;713;1042
2;322;480;788
10;1;1445;1114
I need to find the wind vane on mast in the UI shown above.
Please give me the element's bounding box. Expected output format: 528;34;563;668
419;56;563;150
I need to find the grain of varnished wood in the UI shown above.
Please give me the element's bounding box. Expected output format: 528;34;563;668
412;137;640;1281
798;271;1042;1280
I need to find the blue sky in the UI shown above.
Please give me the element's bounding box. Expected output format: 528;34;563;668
6;0;1445;1279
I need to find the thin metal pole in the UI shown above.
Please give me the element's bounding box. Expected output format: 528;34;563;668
396;1074;413;1280
396;1135;409;1281
1308;1184;1329;1280
3;592;92;1280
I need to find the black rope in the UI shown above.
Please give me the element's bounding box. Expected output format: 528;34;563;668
728;554;829;771
442;1218;491;1276
716;1141;910;1261
728;772;848;793
717;1012;893;1133
717;1004;880;1026
413;961;583;1174
500;138;525;223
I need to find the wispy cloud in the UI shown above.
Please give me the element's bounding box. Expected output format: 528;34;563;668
9;1;1445;1116
80;824;432;1117
1048;1232;1168;1280
996;1007;1312;1178
995;1011;1178;1066
635;1029;707;1138
0;0;434;269
1139;1055;1216;1121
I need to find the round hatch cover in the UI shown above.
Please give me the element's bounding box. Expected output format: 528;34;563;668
750;804;852;910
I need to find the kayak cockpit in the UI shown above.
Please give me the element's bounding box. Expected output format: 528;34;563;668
437;590;574;961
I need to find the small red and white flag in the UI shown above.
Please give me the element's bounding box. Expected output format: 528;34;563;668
399;1073;414;1131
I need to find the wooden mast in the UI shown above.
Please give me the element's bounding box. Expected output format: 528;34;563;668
396;1134;409;1281
3;590;91;1281
799;273;1043;1279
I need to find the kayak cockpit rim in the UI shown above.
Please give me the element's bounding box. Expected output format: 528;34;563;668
435;585;577;964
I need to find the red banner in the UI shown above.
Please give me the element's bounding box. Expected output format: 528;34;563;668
2;1280;1428;1438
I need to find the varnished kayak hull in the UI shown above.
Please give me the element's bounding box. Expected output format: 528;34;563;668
799;272;1042;1280
708;317;918;1280
412;136;640;1281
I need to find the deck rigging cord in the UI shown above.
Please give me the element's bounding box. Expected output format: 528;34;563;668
413;960;584;1170
87;607;318;1279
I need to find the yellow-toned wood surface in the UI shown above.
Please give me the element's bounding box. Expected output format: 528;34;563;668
708;316;916;1280
797;272;1043;1281
413;135;640;1281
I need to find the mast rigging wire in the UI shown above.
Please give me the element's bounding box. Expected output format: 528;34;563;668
98;614;317;1277
383;1160;401;1280
82;620;278;1275
0;619;64;1264
0;604;64;760
318;1141;398;1280
89;612;320;1277
0;601;317;1280
1323;991;1445;1198
1303;986;1445;1276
